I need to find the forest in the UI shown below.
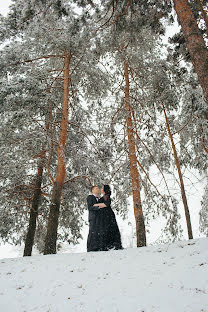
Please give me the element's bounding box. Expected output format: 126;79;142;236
0;0;207;256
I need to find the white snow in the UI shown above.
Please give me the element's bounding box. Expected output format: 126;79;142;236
0;237;208;312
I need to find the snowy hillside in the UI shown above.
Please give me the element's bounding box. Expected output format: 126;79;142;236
0;238;208;312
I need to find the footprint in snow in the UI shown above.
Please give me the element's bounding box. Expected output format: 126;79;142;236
187;242;195;246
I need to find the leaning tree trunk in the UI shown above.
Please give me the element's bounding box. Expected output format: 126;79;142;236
161;99;193;239
44;52;70;255
173;0;208;106
124;60;146;247
23;156;44;256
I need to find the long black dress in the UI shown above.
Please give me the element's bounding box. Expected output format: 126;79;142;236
87;194;123;252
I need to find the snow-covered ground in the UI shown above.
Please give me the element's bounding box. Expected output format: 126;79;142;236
0;237;207;312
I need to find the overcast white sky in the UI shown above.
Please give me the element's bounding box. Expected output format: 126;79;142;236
0;0;11;16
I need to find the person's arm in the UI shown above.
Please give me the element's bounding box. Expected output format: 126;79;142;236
93;203;107;208
87;196;101;211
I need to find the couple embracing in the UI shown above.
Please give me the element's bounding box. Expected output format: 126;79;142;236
87;184;123;252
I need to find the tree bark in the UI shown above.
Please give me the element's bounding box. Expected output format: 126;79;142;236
23;157;44;256
173;0;208;106
124;60;146;247
44;52;70;255
161;99;193;239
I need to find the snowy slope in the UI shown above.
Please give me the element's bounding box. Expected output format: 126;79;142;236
0;238;207;312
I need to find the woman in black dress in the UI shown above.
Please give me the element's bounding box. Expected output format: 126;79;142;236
87;185;123;252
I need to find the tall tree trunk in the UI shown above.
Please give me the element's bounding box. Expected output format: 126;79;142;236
124;60;146;247
44;52;70;255
23;157;44;256
173;0;208;106
161;99;193;239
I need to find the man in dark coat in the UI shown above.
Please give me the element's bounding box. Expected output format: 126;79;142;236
87;186;104;221
86;185;106;251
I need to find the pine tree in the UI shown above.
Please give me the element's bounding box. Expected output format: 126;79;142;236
92;4;184;244
123;59;146;246
173;0;208;107
0;0;111;254
23;155;45;256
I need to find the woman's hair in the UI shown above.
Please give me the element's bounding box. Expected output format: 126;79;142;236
103;185;111;196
